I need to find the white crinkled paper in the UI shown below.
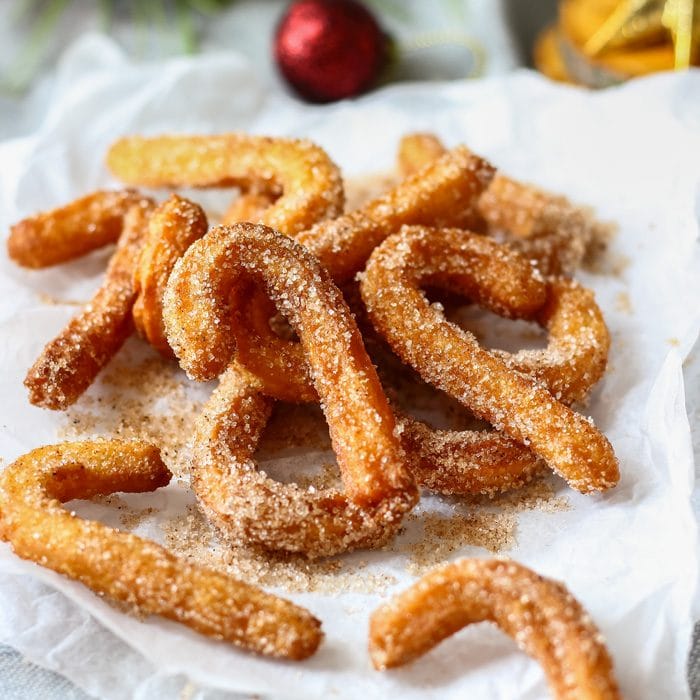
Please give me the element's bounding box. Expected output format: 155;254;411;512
1;35;699;700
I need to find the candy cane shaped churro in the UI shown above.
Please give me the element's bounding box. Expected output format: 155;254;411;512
0;440;323;659
369;559;621;699
361;226;618;493
23;196;155;409
106;133;345;235
164;223;418;558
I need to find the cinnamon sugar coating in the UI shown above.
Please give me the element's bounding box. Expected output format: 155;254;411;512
297;146;495;283
369;558;621;699
395;416;545;496
0;440;322;659
225;147;497;400
133;195;208;357
164;224;417;557
193;363;416;558
24;198;155;409
230;279;317;404
479;175;605;277
212;277;548;497
396;132;607;277
106;133;344;235
492;278;610;405
361;226;618;493
7;189;148;269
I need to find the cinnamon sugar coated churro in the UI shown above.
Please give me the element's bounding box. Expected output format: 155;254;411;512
7;189;149;269
229;280;317;404
297;145;495;282
0;440;323;659
397;132;447;177
222;192;277;226
132;194;208;356
361;226;618;493
165;223;418;557
478;174;605;277
369;559;621;699
396;133;609;277
220;146;496;402
106;133;344;235
24;198;155;409
492;278;610;405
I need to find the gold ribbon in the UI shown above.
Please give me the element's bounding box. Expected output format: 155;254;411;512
583;0;698;69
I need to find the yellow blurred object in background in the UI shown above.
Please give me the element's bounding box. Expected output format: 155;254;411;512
534;0;698;87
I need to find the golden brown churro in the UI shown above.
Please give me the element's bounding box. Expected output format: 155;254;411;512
298;146;495;283
132;194;208;356
397;133;603;276
106;133;344;235
0;440;323;659
164;223;418;557
361;226;618;493
221;192;277;226
7;190;149;269
369;558;621;699
24;198;155;409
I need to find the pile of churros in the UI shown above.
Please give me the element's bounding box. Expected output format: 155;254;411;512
1;131;622;697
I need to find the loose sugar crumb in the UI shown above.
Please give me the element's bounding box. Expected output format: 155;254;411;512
90;494;129;509
404;511;517;575
161;504;396;595
120;506;157;530
614;291;633;314
467;477;570;513
585;247;629;277
258;402;332;455
58;343;205;477
582;220;617;271
399;479;569;575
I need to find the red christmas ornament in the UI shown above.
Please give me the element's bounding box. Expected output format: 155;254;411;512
274;0;388;103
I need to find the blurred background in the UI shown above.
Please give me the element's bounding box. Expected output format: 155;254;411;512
1;0;696;139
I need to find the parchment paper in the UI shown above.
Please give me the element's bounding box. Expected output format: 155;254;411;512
1;35;699;700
